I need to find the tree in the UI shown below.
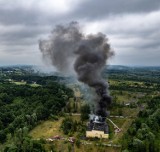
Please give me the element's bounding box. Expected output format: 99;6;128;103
118;108;123;116
75;139;81;148
61;117;76;135
0;120;4;130
133;138;145;152
80;104;90;121
0;130;7;143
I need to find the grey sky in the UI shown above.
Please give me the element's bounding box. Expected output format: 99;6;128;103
0;0;160;66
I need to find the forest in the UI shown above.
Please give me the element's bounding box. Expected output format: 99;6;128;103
0;68;74;151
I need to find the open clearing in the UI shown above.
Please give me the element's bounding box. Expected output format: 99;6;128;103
29;119;64;139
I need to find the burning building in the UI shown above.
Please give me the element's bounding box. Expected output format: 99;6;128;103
86;114;109;139
39;22;114;139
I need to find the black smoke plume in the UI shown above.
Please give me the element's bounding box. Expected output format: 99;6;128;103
39;21;114;117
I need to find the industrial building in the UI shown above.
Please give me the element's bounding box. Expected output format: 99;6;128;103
86;114;109;139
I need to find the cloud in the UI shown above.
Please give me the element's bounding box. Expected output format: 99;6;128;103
68;0;160;21
0;0;159;66
0;0;82;25
82;10;160;66
0;52;42;65
0;24;50;45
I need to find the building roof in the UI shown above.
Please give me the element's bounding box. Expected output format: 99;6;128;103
87;121;109;134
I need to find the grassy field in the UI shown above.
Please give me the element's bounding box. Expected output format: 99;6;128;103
110;90;144;104
29;112;123;151
30;83;41;87
29;78;146;151
11;80;41;87
29;119;64;139
29;115;81;139
111;118;134;143
29;116;122;152
43;139;121;152
12;81;26;85
29;113;135;151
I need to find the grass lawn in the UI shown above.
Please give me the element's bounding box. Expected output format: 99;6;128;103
29;119;64;139
11;80;41;87
29;115;81;139
30;83;41;87
12;81;26;85
112;118;134;143
109;118;126;129
122;107;139;117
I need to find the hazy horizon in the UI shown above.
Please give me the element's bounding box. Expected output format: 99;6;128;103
0;64;160;68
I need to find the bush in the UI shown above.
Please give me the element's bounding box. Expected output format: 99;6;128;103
60;117;77;135
75;139;81;148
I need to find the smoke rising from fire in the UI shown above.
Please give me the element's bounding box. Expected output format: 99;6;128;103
39;21;114;117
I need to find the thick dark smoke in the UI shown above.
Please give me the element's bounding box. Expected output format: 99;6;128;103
39;21;114;117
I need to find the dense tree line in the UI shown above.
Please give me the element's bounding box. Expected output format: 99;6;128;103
104;67;160;84
121;96;160;152
109;84;156;93
0;81;73;150
10;75;66;85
